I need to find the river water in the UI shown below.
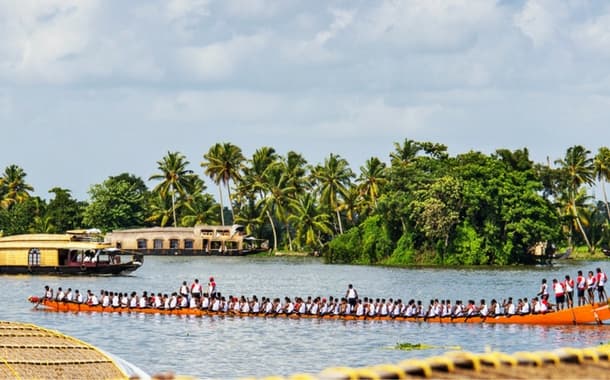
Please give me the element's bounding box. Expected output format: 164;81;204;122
2;256;610;379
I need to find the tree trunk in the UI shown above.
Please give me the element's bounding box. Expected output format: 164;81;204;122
572;202;593;252
171;187;177;227
218;185;225;226
603;181;610;222
226;182;235;225
266;210;278;252
336;209;343;235
286;221;293;251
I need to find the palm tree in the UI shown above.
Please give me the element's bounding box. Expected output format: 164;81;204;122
146;193;174;227
594;147;610;221
390;139;421;167
281;151;309;196
555;145;595;251
239;147;280;246
289;193;332;251
311;153;354;234
201;143;245;225
357;157;388;209
558;188;594;249
149;151;194;227
233;196;265;237
257;166;295;252
181;193;220;226
339;185;364;226
0;164;34;209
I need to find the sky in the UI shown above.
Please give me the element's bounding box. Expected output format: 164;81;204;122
1;0;610;201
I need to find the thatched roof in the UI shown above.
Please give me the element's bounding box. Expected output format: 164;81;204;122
0;321;128;379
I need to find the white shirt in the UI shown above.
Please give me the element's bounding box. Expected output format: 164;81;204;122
356;304;364;316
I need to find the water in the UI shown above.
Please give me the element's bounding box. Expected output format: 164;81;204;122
2;256;610;379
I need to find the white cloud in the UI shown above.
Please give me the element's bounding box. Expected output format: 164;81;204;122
284;8;355;64
167;0;210;21
513;0;565;47
149;90;282;123
357;0;499;52
222;0;280;18
0;0;99;83
176;33;269;80
314;98;440;138
572;11;610;56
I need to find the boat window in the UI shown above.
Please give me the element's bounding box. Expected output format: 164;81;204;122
137;239;147;249
28;248;41;266
211;241;222;252
184;239;194;249
169;239;179;249
153;239;163;249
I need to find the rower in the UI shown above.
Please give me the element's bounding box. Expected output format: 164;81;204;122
44;285;53;300
479;299;489;317
129;292;138;308
56;287;65;302
139;291;148;308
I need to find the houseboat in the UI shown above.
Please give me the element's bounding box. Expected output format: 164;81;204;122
105;225;269;256
0;230;143;275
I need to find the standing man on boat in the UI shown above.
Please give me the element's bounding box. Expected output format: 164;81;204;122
208;277;217;298
576;270;587;306
190;279;202;300
596;268;607;303
345;284;358;309
537;279;549;298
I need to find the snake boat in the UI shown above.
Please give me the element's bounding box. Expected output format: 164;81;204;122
28;297;610;326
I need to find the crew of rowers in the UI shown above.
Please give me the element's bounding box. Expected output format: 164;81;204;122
38;273;602;319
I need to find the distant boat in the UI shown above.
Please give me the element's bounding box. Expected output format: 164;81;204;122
105;225;269;256
553;248;572;260
603;247;610;257
0;229;143;275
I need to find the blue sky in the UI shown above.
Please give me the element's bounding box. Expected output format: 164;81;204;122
1;0;610;200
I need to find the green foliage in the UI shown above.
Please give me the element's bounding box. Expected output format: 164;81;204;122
0;197;44;235
83;174;149;232
44;188;86;233
449;222;486;265
359;215;393;264
327;215;392;264
384;233;416;265
392;342;462;351
1;139;606;264
327;226;361;264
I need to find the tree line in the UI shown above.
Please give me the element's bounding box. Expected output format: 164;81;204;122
1;141;609;265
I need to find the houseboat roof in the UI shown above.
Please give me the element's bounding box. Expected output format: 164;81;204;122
108;225;243;233
0;234;111;249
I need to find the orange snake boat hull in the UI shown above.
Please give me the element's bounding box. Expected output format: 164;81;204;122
28;297;610;326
